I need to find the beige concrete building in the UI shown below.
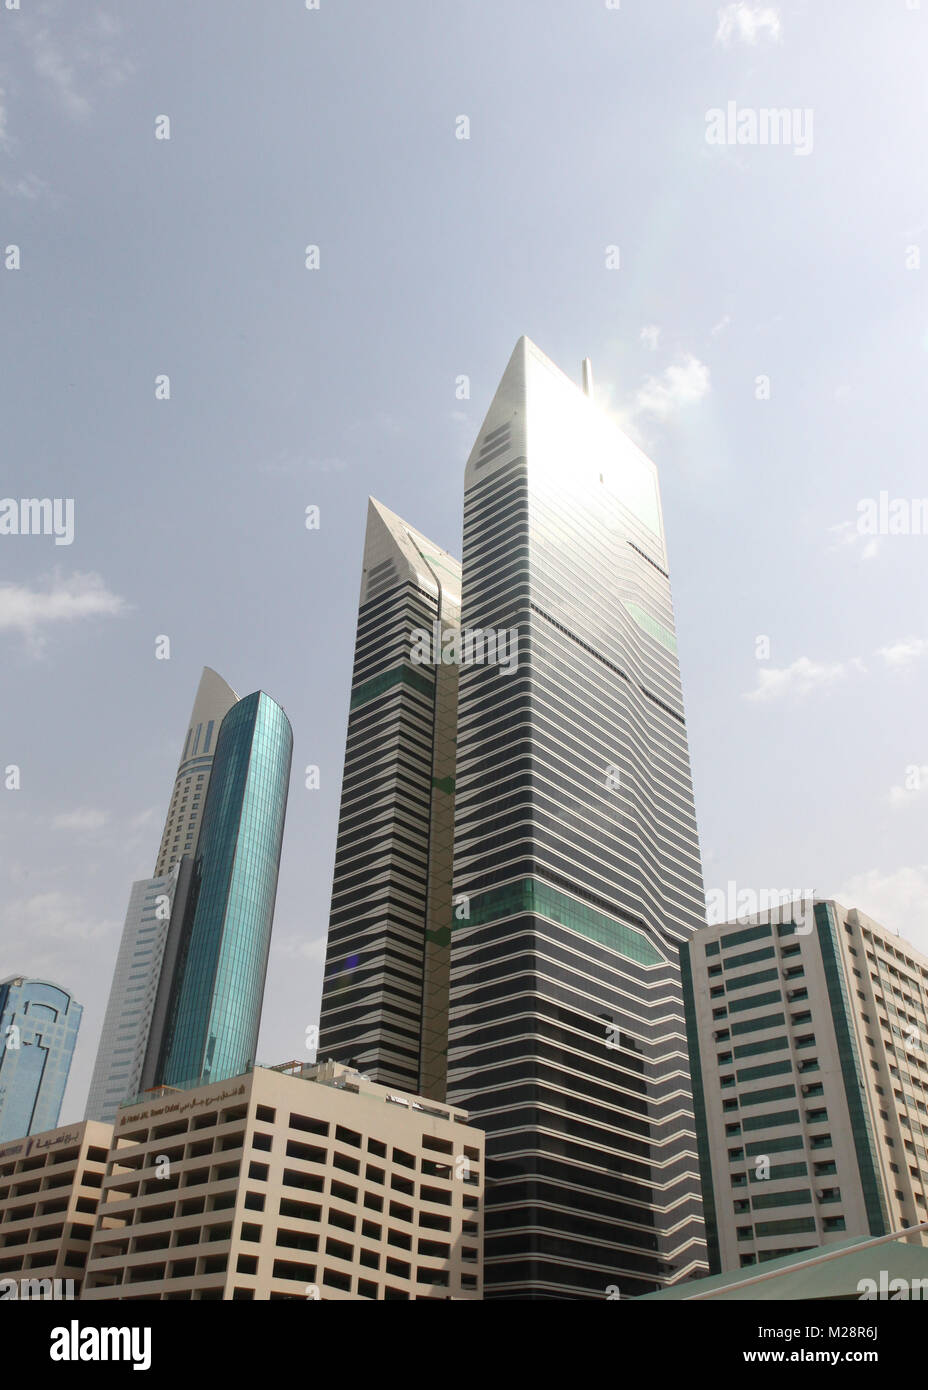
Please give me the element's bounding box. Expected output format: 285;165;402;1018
82;1061;483;1300
683;899;928;1273
0;1119;113;1296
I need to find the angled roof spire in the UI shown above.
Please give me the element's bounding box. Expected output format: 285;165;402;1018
361;498;460;606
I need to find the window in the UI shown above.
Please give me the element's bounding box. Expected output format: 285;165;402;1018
740;1084;796;1107
325;1237;354;1262
290;1114;329;1138
286;1141;326;1164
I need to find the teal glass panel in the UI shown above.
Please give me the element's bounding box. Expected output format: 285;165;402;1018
160;692;292;1090
458;877;663;966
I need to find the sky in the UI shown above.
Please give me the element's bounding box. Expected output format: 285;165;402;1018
1;0;927;1126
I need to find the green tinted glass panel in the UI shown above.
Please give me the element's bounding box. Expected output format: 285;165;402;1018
350;663;434;711
458;878;663;966
622;600;677;654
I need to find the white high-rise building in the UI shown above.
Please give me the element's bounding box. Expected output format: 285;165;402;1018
153;666;239;877
683;899;928;1273
84;872;183;1123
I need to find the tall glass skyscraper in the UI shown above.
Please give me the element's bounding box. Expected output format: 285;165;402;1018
145;690;293;1091
318;499;461;1100
446;338;708;1297
87;666;237;1120
0;977;82;1140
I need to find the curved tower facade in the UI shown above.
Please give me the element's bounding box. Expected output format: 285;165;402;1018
153;691;293;1091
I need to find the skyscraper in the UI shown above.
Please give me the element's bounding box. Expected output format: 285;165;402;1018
684;900;928;1273
87;666;237;1120
144;689;293;1091
85;866;189;1123
318;499;461;1099
446;337;708;1297
0;977;82;1141
154;666;239;877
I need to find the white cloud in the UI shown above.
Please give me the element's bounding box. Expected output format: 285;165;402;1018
22;12;134;123
635;355;711;418
640;324;661;351
710;314;732;337
52;807;108;832
833;866;928;952
0;171;50;200
0;87;10;152
745;655;866;702
273;933;327;963
878;636;928;668
715;4;782;47
827;519;881;562
30;31;91;120
1;890;115;946
889;767;928;808
0;572;128;649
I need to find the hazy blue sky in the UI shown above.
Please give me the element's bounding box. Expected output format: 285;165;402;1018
2;0;927;1124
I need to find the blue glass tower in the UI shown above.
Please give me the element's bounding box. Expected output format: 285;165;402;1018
145;691;293;1091
0;978;83;1140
